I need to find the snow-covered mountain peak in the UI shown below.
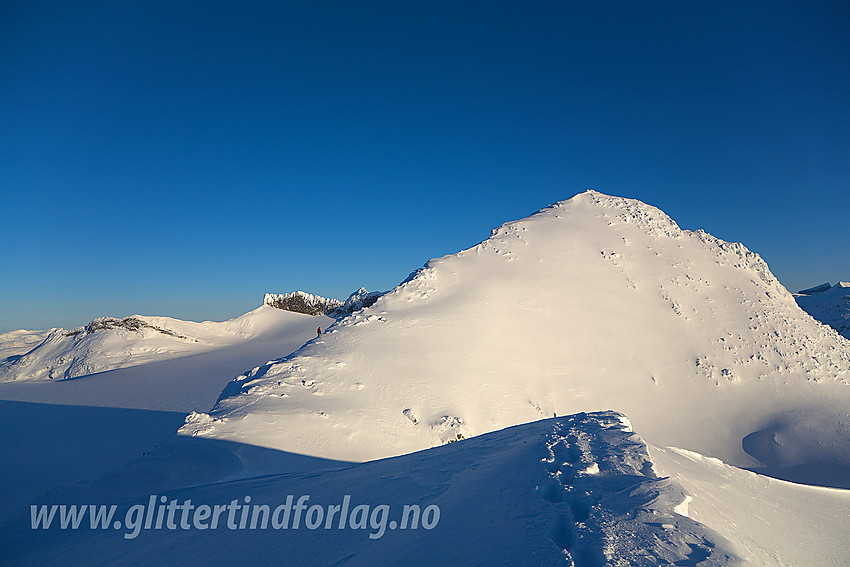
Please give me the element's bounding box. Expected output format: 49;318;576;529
401;190;787;310
181;191;850;473
483;190;683;241
67;315;198;340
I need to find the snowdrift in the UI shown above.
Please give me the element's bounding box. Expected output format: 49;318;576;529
181;191;850;481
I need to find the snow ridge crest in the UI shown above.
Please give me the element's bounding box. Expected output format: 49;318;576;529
541;411;739;564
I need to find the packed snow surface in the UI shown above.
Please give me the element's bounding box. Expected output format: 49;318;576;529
5;412;849;565
795;281;850;340
181;192;850;484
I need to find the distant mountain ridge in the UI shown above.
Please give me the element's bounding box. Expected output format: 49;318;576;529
0;305;326;382
63;316;198;341
0;286;383;382
0;329;52;364
795;281;850;340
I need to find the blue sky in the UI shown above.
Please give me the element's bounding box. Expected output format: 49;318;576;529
1;1;848;332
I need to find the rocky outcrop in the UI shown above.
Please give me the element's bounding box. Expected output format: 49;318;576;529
263;292;343;316
63;317;193;340
329;288;383;318
263;288;383;318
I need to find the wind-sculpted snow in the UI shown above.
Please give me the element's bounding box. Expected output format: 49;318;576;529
742;409;850;488
795;281;850;340
182;191;850;483
649;443;850;566
539;412;739;565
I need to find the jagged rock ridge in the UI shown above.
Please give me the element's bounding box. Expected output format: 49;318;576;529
263;291;343;316
264;288;383;318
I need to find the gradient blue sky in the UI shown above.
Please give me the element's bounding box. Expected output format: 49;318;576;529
1;1;848;332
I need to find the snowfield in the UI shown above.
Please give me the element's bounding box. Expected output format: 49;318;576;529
2;191;849;565
4;412;849;566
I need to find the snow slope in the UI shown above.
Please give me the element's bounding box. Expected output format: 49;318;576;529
181;191;850;484
795;281;850;340
0;329;52;363
0;306;333;411
650;443;850;566
0;305;332;522
0;305;330;383
4;412;848;566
